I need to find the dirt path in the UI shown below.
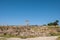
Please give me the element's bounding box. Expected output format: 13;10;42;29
7;36;58;40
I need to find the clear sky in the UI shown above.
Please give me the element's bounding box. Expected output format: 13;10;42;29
0;0;60;25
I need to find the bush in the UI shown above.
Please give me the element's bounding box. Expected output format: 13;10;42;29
49;33;58;36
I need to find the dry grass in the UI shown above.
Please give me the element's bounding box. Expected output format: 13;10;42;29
56;36;60;40
0;37;7;40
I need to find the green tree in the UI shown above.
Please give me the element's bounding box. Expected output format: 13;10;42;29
48;20;59;26
53;20;59;26
48;23;53;26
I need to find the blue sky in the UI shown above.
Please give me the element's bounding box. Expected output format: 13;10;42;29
0;0;60;25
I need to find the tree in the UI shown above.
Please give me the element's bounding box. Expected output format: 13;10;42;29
53;20;59;26
48;23;53;26
48;20;59;26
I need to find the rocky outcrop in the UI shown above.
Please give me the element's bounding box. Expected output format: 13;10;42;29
0;26;60;37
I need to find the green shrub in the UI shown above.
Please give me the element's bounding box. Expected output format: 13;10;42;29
49;33;58;36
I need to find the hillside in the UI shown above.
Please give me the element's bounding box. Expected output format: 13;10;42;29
0;26;60;38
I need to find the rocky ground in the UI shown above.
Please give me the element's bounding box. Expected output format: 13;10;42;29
0;26;60;37
0;26;60;40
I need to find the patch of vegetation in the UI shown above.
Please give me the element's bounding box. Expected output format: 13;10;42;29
19;35;37;39
49;32;60;36
0;38;7;40
0;34;37;39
